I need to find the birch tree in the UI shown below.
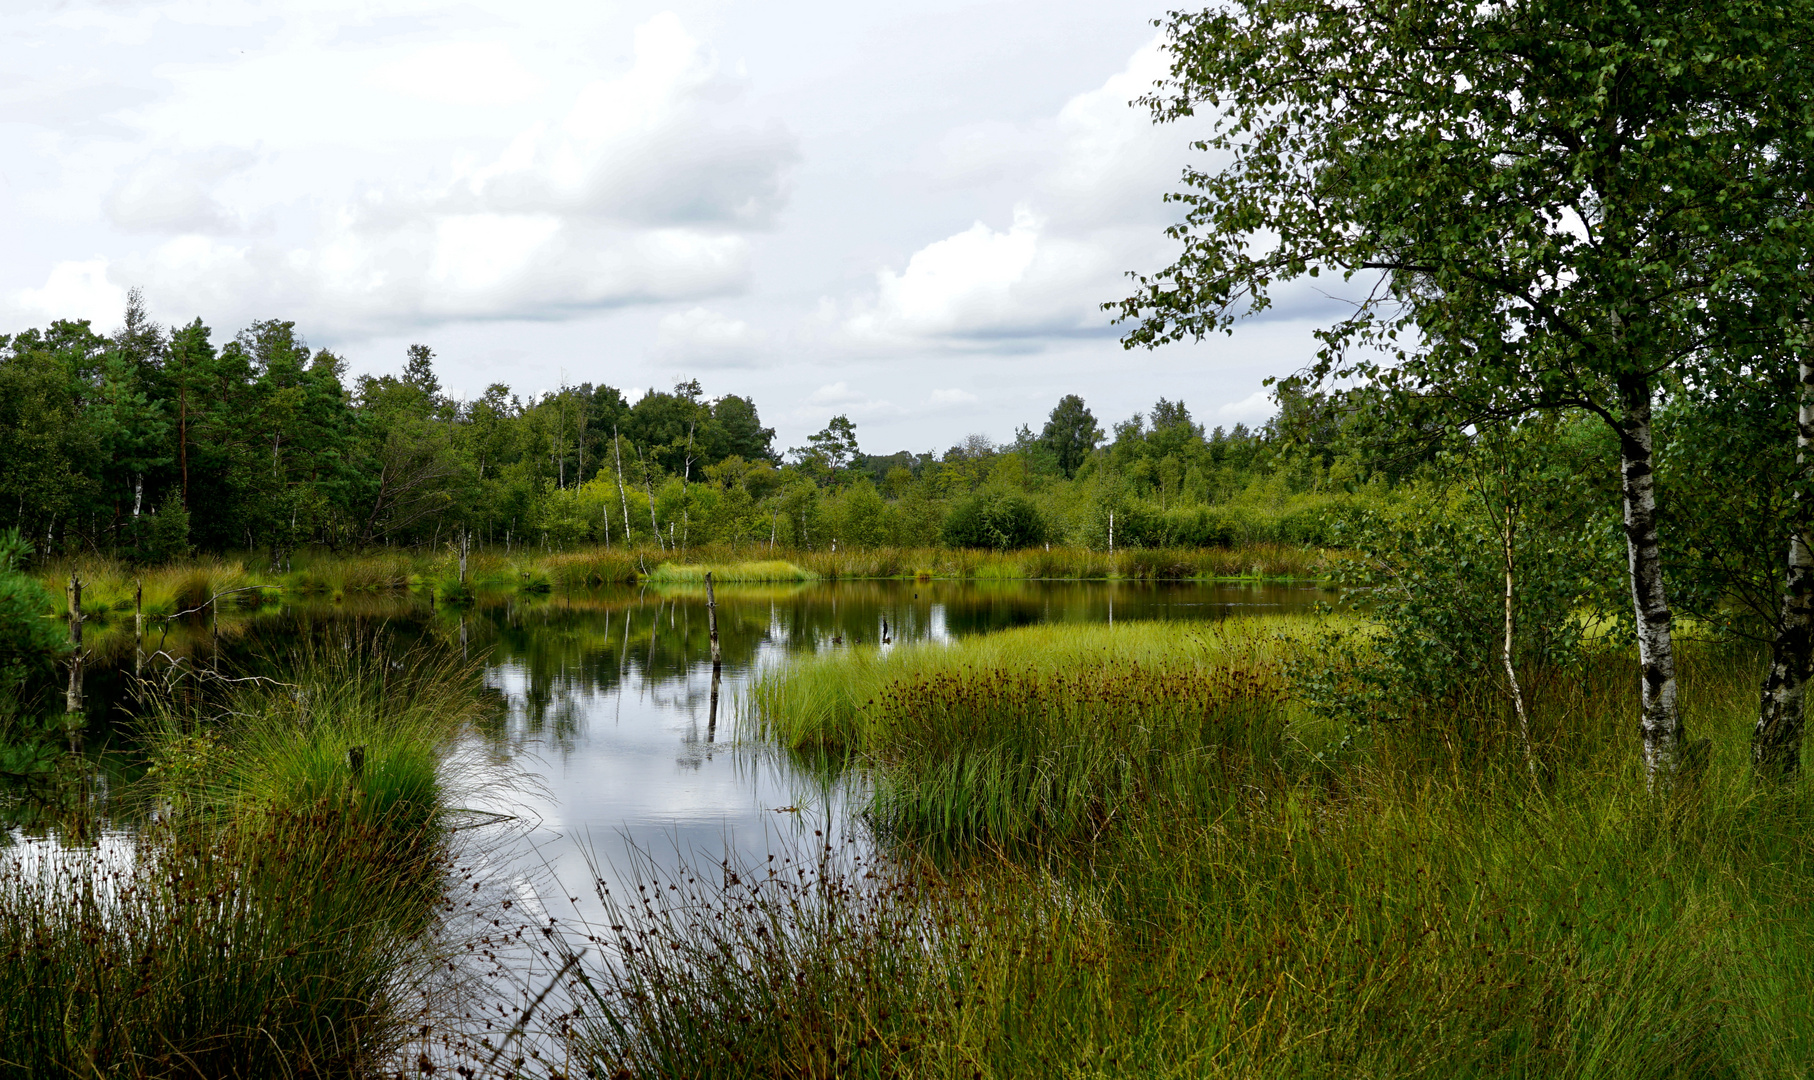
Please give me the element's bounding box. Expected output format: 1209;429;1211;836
1115;0;1814;786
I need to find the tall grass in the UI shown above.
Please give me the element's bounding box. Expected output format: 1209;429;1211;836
0;631;506;1078
140;629;491;836
0;808;450;1078
752;620;1309;845
581;625;1814;1078
788;543;1331;581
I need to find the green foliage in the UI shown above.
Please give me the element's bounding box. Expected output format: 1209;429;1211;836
1299;428;1609;734
941;487;1047;550
1039;393;1103;479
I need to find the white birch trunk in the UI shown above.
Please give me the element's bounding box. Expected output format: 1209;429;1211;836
1501;497;1536;780
1754;350;1814;777
1617;374;1684;788
613;428;633;546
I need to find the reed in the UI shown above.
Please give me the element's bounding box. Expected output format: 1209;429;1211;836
757;622;1303;845
622;627;1814;1078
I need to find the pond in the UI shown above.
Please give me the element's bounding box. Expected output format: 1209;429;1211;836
464;580;1317;820
8;577;1330;1049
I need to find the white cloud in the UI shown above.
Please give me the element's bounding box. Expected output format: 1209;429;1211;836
13;257;127;328
654;306;766;368
1218;390;1276;424
842;204;1112;343
928;388;978;405
837;34;1193;351
9;11;794;337
807;381;863;406
792;381;903;420
366;41;546;107
105;147;257;233
447;14;797;229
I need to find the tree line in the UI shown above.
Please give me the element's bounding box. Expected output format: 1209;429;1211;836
0;291;1338;565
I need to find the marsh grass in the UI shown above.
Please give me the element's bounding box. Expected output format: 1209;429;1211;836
563;833;985;1079
140;628;490;836
647;559;817;584
789;543;1330;582
600;624;1814;1079
0;805;448;1079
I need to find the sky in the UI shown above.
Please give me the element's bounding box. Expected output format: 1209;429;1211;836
2;0;1353;455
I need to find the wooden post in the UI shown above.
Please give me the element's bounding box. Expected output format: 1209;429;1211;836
705;571;721;666
64;570;84;717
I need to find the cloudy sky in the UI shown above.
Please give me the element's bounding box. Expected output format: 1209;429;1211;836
3;0;1347;454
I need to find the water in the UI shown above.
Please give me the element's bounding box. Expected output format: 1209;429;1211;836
5;577;1329;1055
446;579;1326;906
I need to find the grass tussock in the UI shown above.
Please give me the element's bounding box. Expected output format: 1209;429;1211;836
585;625;1814;1079
38;556;257;621
0;807;449;1079
140;629;490;837
0;631;504;1079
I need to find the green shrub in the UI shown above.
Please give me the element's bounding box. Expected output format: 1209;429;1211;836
941;488;1048;550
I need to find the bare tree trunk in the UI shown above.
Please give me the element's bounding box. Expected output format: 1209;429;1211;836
613;428;633;547
681;420;696;560
1501;496;1536;781
637;444;663;550
708;662;721;744
65;571;84;717
1617;373;1684;789
1755;351;1814;778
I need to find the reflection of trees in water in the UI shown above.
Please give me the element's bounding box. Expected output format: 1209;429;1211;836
88;581;1330;760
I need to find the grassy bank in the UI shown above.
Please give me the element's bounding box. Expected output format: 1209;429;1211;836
571;622;1814;1079
34;541;1332;617
0;633;494;1078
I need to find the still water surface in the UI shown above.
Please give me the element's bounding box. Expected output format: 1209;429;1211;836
457;579;1327;898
